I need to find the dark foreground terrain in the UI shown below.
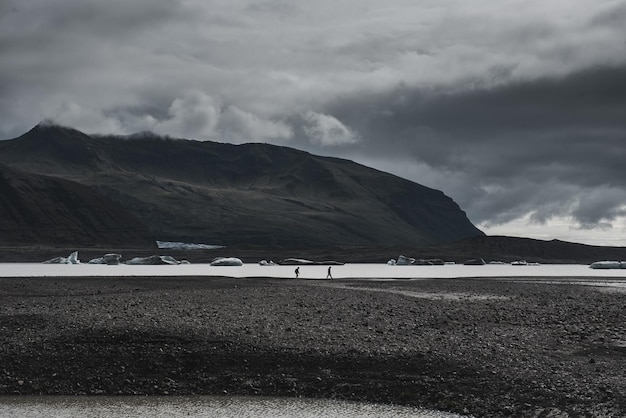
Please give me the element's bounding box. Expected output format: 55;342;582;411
1;275;625;417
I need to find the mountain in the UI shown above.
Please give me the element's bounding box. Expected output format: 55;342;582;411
0;163;154;247
0;123;484;248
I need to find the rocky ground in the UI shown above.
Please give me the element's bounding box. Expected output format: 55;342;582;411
1;275;625;417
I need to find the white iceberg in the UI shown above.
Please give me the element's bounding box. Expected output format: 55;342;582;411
589;261;623;269
125;255;182;265
279;258;343;265
395;255;416;265
156;240;224;250
42;251;80;264
414;258;445;265
464;258;486;265
210;257;243;266
389;256;445;266
42;256;67;264
279;258;316;265
67;251;80;264
88;254;122;265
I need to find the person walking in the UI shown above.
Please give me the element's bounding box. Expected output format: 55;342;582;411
295;267;300;278
326;266;332;280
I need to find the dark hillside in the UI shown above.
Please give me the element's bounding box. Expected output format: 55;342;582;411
0;123;483;248
0;163;154;247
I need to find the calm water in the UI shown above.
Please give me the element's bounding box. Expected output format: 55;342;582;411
2;262;626;280
0;396;466;418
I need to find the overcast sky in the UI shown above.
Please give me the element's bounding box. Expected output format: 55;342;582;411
2;0;626;245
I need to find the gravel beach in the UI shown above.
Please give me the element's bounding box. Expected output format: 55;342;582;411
1;275;625;417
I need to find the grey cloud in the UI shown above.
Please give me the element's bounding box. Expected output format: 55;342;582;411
245;1;298;17
589;2;626;29
2;0;626;243
1;0;190;51
571;188;626;229
305;64;626;228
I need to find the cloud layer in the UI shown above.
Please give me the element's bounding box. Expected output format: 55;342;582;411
2;0;626;244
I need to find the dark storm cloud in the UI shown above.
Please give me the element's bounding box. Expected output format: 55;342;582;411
301;64;626;229
572;188;626;229
589;1;626;28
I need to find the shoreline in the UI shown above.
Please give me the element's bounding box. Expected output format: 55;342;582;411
1;276;625;416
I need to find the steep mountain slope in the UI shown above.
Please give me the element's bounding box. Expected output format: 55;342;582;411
0;123;484;247
0;163;154;247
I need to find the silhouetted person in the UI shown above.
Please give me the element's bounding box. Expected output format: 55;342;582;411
326;266;332;279
295;267;300;278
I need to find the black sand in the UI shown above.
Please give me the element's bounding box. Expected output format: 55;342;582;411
1;275;625;417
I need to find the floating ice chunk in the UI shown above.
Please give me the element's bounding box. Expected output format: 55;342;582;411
42;256;68;264
159;255;182;265
42;251;80;264
280;258;316;265
156;241;224;250
589;261;622;269
464;258;486;265
395;255;415;265
67;251;80;264
389;256;445;266
279;258;343;265
125;255;182;265
210;257;243;266
414;258;445;265
88;254;122;265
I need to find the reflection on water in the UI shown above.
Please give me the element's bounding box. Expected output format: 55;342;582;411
0;396;466;418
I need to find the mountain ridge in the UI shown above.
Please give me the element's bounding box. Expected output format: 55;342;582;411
0;123;484;248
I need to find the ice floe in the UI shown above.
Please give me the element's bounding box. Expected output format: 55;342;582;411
589;261;626;269
210;257;243;266
156;241;224;250
125;255;184;265
42;251;80;264
388;255;448;266
88;254;122;265
279;258;344;266
464;258;486;265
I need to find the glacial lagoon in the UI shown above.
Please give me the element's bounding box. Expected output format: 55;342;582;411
2;262;626;283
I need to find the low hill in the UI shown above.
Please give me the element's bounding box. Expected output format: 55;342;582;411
0;123;484;248
405;235;626;264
